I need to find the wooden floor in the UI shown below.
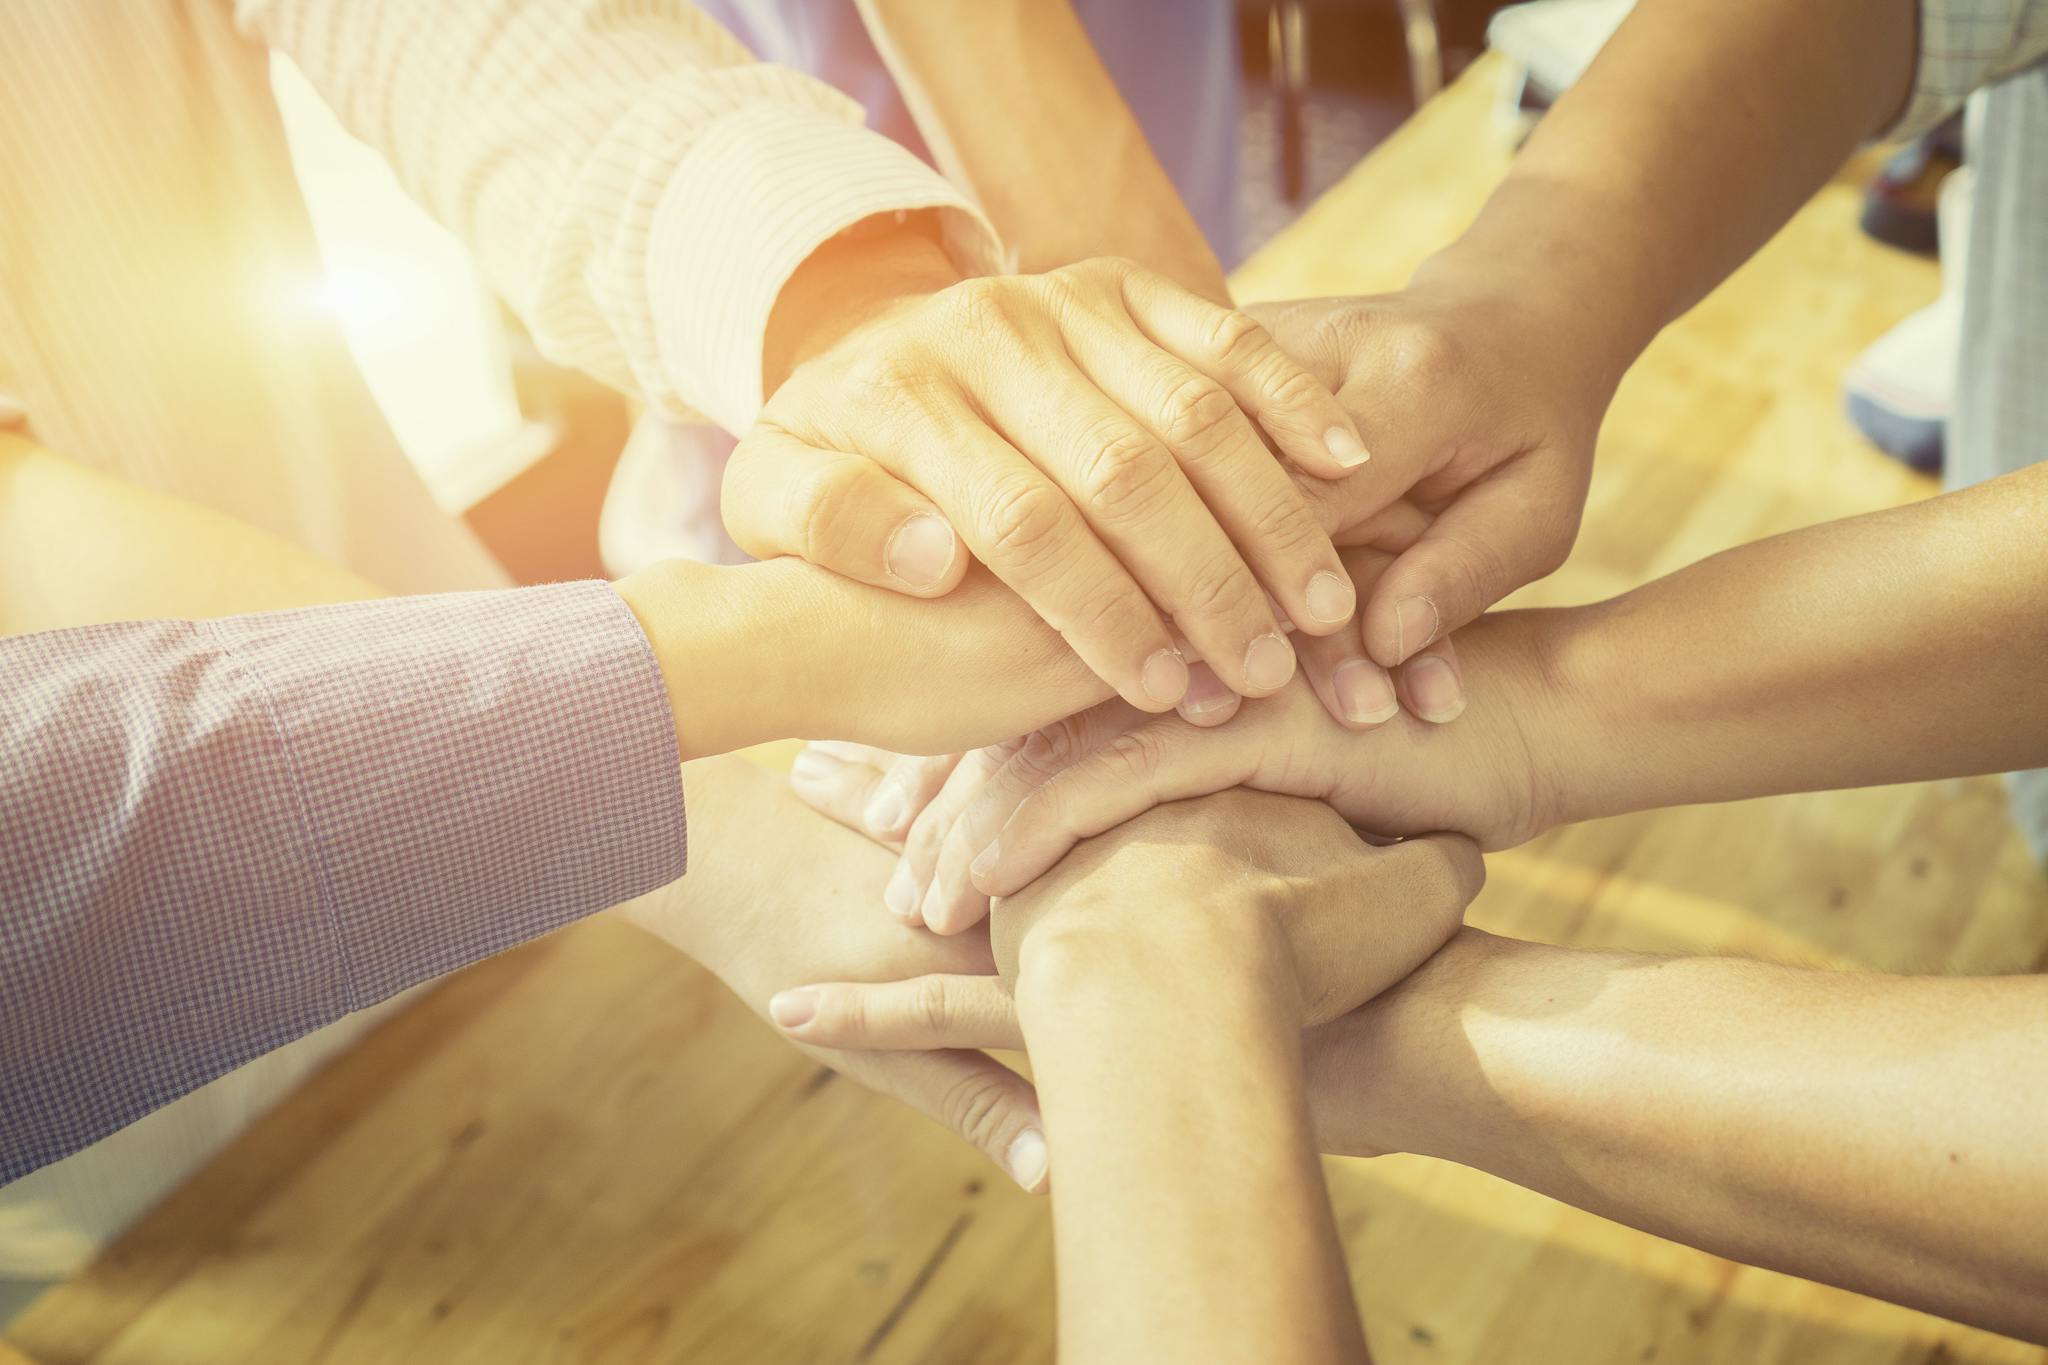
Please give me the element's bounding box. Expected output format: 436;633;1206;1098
11;55;2047;1365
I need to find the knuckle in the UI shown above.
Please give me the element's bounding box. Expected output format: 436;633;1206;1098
948;276;1025;341
905;811;947;864
1013;777;1069;834
848;349;945;411
1073;423;1179;521
1242;487;1327;558
1034;267;1093;318
788;460;865;567
1017;719;1086;776
1158;375;1241;453
912;976;953;1035
835;988;870;1042
1386;321;1464;394
976;476;1073;569
1062;255;1133;287
939;1070;1014;1150
1203;307;1271;368
1263;362;1329;412
1098;729;1163;785
1060;582;1142;646
1174;548;1262;623
1400;834;1484;907
1530;505;1581;578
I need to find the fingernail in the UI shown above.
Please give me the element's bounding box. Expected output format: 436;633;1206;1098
885;513;957;589
789;749;834;788
1142;648;1190;705
969;840;1001;881
1179;665;1238;717
1305;571;1355;626
884;862;920;921
1005;1128;1049;1191
1243;633;1296;691
1394;595;1440;660
768;988;817;1029
1405;654;1466;722
863;783;910;836
1325;426;1370;468
1333;659;1400;724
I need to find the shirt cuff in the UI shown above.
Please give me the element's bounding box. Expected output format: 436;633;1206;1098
1888;0;2048;139
645;104;1004;435
211;580;687;1005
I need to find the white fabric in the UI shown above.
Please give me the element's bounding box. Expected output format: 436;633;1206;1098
239;0;1004;434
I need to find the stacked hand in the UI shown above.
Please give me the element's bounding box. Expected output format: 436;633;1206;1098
727;231;1379;711
1244;260;1617;674
765;788;1482;1056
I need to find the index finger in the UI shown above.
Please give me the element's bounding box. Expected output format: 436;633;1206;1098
1115;264;1370;479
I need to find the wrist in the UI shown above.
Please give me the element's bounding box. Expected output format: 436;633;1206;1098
761;213;962;397
1519;593;1673;829
1411;193;1658;403
1308;929;1564;1166
614;559;831;762
1419;607;1594;847
1013;898;1297;1038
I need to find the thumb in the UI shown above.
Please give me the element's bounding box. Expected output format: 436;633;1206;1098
801;1041;1048;1193
1360;458;1578;667
723;426;967;596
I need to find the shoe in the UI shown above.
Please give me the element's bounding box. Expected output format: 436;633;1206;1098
1859;114;1962;256
1842;164;1972;473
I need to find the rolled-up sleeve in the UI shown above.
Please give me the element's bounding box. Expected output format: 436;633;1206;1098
0;581;685;1183
240;0;1003;434
1891;0;2048;138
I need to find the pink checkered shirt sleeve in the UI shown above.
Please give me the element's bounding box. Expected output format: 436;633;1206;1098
1892;0;2048;137
0;581;686;1183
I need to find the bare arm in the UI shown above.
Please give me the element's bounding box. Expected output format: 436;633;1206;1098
963;460;2048;893
1540;457;2048;823
853;0;1228;296
1419;0;1920;379
1306;930;2048;1342
998;796;1376;1363
1240;0;1923;677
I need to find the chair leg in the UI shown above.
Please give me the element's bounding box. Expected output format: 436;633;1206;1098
1270;0;1308;202
1393;0;1444;105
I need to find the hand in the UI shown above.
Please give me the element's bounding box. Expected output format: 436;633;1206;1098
618;556;1111;761
1248;262;1618;678
778;538;1468;930
764;789;1483;1053
723;226;1375;712
897;603;1564;933
615;795;1052;1193
782;544;1488;934
961;620;1565;911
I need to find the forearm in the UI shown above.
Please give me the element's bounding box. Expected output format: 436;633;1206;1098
1312;930;2048;1340
1418;0;1918;385
0;433;382;629
0;438;687;1183
854;0;1226;298
1515;463;2048;825
1018;924;1367;1364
